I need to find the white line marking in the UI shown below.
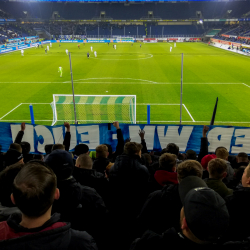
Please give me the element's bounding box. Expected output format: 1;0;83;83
74;77;158;84
242;83;250;88
0;120;53;122
93;53;153;60
1;119;250;124
183;104;195;122
0;103;23;120
0;82;243;85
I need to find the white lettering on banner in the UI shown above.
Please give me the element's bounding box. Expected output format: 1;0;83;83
69;125;77;151
77;125;100;150
34;125;54;153
10;124;35;152
157;126;194;151
207;127;234;152
129;126;156;150
231;129;250;154
52;126;63;144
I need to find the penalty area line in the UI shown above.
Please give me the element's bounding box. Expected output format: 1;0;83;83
0;103;23;120
182;104;195;122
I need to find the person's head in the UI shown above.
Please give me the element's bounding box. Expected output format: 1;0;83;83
104;144;113;158
52;144;65;151
237;152;249;163
216;147;229;160
207;158;227;180
0;162;24;207
33;154;44;161
105;162;114;179
201;154;217;170
44;144;53;155
186;150;197;160
179;176;229;243
96;144;109;158
159;153;177;172
165;143;179;157
124;142;142;157
143;153;152;166
75;154;93;169
11;162;59;218
241;164;250;187
177;160;203;183
20;141;31;155
74;144;89;156
5;149;24;167
45;149;74;181
9;143;22;153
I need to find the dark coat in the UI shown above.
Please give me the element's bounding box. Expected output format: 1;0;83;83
0;213;98;250
93;157;110;174
137;184;181;235
72;167;108;200
223;187;250;242
51;177;107;249
204;178;233;199
130;228;221;250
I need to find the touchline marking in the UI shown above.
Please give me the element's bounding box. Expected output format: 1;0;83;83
183;104;195;122
0;103;23;120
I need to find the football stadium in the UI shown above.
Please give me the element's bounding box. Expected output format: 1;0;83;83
1;0;250;249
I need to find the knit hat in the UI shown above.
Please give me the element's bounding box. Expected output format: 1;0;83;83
5;149;23;167
201;154;216;169
179;176;229;242
45;149;74;181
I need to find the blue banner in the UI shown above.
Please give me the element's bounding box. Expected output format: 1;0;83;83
0;123;249;155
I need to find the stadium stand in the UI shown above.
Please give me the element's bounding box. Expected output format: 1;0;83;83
1;122;250;250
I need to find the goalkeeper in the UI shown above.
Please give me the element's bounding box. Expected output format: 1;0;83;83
58;66;63;77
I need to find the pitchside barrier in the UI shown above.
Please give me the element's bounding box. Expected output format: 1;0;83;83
0;122;250;155
0;37;201;54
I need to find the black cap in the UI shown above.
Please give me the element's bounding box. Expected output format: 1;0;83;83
45;149;74;181
5;149;23;167
179;176;229;242
74;144;89;156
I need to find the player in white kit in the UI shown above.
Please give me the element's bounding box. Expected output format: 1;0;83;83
90;46;93;52
47;45;49;51
21;49;24;56
170;46;172;52
94;51;97;57
50;42;52;47
65;49;68;55
114;44;116;49
174;43;176;47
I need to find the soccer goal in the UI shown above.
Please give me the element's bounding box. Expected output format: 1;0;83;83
50;95;136;125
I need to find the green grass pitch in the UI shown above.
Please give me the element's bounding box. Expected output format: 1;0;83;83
0;42;250;126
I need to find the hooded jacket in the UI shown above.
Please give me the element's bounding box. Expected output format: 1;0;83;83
0;213;98;250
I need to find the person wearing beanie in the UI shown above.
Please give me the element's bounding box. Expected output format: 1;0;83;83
131;176;229;250
4;149;23;168
201;154;217;179
45;149;107;249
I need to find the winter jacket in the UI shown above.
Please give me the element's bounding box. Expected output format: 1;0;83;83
130;227;221;250
204;178;233;199
93;157;110;174
223;186;250;241
51;176;106;248
137;184;181;235
0;213;98;250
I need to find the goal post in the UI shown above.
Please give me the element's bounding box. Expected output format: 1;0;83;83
50;94;136;125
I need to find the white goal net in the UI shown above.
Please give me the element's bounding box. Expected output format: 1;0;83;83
50;94;136;125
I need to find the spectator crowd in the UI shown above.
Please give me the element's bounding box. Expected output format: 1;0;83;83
1;121;250;250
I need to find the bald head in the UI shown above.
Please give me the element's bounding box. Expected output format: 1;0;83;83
75;154;93;169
